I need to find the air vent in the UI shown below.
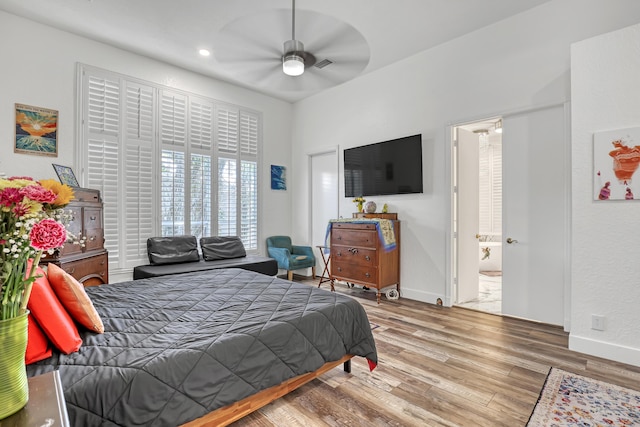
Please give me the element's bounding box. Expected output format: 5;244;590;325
314;59;333;69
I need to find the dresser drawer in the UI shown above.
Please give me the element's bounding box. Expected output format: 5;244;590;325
332;246;377;266
83;207;102;230
84;228;104;251
73;188;101;203
58;253;108;286
331;229;377;248
332;261;378;286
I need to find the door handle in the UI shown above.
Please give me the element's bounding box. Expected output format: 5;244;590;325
506;237;518;244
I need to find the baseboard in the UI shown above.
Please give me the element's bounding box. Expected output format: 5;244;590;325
569;334;640;368
400;288;447;306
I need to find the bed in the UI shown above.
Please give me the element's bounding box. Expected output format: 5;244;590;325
26;268;378;426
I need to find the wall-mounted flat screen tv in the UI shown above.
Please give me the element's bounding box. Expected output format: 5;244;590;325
344;134;423;197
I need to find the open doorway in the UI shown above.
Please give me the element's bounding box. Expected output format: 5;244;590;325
452;118;503;315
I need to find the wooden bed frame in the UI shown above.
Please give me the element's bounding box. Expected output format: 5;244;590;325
182;354;354;426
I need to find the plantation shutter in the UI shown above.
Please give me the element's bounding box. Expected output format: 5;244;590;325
123;82;155;267
84;72;121;267
216;105;239;237
161;91;187;147
239;111;259;249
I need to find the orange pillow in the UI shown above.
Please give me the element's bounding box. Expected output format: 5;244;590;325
46;264;104;334
26;313;53;364
27;267;82;354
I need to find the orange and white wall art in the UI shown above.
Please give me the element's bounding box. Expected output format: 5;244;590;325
593;127;640;201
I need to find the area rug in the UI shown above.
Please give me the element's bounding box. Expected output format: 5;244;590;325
527;367;640;426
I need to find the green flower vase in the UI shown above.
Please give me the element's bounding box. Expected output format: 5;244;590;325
0;311;29;420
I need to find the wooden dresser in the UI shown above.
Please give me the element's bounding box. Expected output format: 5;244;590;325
329;213;400;303
41;188;108;286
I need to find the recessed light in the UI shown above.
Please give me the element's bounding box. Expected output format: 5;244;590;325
198;49;211;57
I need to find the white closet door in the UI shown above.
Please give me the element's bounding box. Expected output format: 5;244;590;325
502;104;568;326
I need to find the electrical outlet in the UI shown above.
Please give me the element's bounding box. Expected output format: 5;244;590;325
591;315;606;331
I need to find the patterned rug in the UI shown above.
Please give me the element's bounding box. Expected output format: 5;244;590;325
527;367;640;426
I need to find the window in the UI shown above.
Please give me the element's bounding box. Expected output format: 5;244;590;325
78;65;261;273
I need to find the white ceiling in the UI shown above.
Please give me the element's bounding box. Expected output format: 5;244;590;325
0;0;551;102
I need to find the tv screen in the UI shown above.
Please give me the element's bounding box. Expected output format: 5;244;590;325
344;134;423;197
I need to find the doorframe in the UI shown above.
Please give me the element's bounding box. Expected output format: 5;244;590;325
307;146;340;245
445;103;572;330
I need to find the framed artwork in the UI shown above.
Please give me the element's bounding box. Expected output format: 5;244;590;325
52;164;79;187
14;103;59;157
271;165;286;190
593;127;640;201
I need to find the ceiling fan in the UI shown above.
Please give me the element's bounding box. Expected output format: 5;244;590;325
213;1;370;92
282;0;314;76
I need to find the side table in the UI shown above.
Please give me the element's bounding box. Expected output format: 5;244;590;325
1;370;70;427
316;245;335;291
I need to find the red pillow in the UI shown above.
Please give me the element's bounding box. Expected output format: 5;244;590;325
47;264;104;333
27;267;82;354
25;313;53;364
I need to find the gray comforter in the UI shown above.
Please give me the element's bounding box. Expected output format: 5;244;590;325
27;268;378;426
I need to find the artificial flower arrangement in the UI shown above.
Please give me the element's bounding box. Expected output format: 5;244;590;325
0;176;77;320
352;196;366;212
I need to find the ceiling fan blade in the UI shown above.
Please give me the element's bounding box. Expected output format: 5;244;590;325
214;8;371;96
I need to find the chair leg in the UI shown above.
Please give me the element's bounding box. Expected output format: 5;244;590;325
311;266;316;279
287;270;293;281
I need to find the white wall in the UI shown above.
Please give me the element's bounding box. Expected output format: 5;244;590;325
570;23;640;366
0;11;293;271
291;0;640;311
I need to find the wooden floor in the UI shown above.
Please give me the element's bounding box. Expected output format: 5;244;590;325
232;278;640;427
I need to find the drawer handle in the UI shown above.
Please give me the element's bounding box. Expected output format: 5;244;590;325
337;236;342;240
90;236;96;241
337;267;342;272
365;255;370;261
90;216;97;221
67;268;76;274
365;272;371;278
99;272;104;277
101;260;105;265
336;251;342;257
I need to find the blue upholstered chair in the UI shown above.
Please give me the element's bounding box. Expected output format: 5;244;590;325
266;236;316;281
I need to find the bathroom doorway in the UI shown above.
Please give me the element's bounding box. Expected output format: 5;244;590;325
452;118;503;315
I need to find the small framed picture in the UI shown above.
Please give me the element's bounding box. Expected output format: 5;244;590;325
271;165;286;190
52;164;80;187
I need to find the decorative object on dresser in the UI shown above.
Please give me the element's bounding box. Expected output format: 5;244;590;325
42;188;108;286
364;201;377;213
328;213;400;303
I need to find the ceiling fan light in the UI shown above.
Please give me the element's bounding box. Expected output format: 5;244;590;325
283;54;305;76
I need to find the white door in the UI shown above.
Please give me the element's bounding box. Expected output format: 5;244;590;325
310;150;339;249
501;104;567;326
456;129;480;303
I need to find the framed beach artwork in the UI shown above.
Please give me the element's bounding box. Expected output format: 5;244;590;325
14;103;59;157
593;127;640;201
271;165;286;190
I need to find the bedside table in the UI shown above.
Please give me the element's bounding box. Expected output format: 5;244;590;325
1;370;70;427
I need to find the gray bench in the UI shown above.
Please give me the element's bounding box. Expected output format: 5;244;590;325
133;235;278;280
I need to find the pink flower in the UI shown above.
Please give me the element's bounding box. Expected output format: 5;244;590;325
29;218;67;251
21;185;57;204
8;176;34;181
0;187;23;207
12;203;30;217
